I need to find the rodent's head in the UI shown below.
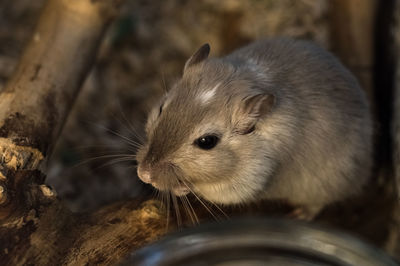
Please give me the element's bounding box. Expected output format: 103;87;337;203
137;44;276;205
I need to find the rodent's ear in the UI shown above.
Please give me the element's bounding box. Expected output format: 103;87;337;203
184;43;210;72
234;93;275;134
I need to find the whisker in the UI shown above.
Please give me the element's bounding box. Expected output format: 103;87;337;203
161;70;169;94
186;195;199;223
72;154;136;168
151;188;158;200
172;177;194;225
172;176;198;225
93;157;137;170
192;192;220;221
166;192;171;232
160;191;165;219
157;191;169;232
180;195;195;225
114;104;145;143
179;179;220;221
87;122;143;149
73;144;138;154
204;199;230;219
183;195;199;224
180;179;228;219
171;194;182;228
123;164;139;171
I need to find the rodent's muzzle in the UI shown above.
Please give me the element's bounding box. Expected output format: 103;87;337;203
137;162;190;196
137;165;152;184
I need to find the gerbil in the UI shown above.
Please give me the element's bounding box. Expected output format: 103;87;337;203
136;38;372;219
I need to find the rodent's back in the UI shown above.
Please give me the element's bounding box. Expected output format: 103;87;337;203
226;39;368;117
227;39;372;208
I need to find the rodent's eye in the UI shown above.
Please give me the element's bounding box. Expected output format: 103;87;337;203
194;135;219;150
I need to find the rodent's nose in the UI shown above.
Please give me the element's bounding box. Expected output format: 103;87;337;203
137;165;152;184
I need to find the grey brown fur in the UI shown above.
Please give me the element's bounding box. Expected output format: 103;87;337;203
136;38;373;218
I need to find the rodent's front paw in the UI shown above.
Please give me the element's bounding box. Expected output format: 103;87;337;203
287;205;323;221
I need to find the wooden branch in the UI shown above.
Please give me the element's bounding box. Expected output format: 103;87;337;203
329;0;377;98
0;0;123;219
0;0;170;264
1;195;168;265
0;0;121;171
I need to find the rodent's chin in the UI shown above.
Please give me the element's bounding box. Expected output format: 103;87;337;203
171;186;190;197
193;181;258;205
149;181;190;197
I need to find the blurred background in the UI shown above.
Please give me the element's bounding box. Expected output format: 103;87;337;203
0;0;399;257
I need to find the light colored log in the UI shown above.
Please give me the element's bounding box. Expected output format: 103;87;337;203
329;0;377;98
0;0;121;172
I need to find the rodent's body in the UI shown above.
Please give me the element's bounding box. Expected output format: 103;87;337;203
137;38;372;218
